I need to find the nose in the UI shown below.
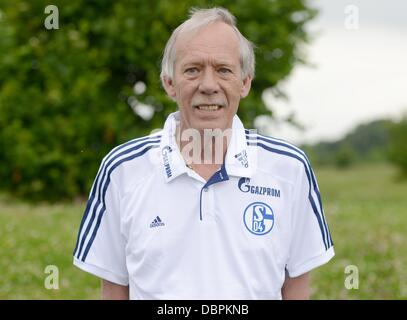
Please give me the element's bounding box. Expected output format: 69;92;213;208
198;69;220;95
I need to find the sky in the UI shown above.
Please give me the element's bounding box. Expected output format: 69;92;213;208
264;0;407;144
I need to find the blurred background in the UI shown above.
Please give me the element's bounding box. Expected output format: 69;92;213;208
0;0;406;299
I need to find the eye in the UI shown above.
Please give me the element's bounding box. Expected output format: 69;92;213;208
218;67;232;74
184;67;199;75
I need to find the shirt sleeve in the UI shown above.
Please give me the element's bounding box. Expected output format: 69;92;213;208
73;156;128;286
286;160;334;278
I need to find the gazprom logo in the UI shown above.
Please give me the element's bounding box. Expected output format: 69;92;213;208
162;145;172;178
243;202;275;236
238;178;281;198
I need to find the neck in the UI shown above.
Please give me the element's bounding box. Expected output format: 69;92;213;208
175;123;231;166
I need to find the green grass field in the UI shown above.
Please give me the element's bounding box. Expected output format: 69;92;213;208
0;163;406;299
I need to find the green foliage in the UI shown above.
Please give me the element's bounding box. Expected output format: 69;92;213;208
303;119;395;167
334;144;355;169
388;117;407;177
0;0;316;201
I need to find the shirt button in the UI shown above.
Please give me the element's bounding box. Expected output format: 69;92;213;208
203;187;209;192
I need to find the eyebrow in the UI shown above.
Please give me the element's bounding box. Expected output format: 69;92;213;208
181;60;235;69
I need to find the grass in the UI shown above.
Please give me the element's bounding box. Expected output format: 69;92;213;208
0;198;100;299
0;163;406;299
310;163;407;299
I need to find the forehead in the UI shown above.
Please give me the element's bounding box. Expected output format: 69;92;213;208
175;22;240;65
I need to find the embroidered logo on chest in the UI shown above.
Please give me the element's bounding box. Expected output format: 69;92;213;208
243;202;275;236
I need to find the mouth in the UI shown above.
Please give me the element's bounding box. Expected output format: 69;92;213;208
194;104;223;111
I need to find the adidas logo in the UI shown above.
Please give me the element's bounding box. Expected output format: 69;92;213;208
150;216;165;228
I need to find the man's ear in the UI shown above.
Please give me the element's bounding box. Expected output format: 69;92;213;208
240;75;252;98
162;76;177;99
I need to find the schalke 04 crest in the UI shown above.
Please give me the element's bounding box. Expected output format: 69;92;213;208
243;202;275;235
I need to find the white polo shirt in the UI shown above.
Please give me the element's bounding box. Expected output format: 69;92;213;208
73;111;334;300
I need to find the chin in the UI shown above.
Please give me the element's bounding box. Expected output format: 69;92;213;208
193;120;228;131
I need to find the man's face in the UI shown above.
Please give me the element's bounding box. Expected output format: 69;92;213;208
163;22;252;132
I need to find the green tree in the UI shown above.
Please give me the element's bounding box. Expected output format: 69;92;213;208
302;119;395;167
0;0;317;200
388;117;407;177
334;144;355;169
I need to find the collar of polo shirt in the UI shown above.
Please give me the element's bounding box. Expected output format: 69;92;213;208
159;111;257;183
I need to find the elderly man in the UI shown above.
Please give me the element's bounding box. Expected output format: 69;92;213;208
73;7;334;300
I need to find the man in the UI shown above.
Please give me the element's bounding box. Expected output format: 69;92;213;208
73;7;334;300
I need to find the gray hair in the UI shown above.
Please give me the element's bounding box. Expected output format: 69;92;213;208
160;7;255;85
